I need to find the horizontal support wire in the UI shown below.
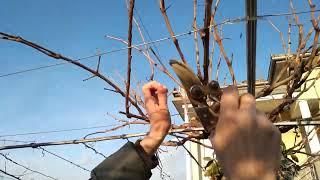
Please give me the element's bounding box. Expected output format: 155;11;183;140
38;147;91;172
1;9;319;79
1;116;319;151
0;139;90;172
0;127;203;150
0;124;117;138
0;153;57;179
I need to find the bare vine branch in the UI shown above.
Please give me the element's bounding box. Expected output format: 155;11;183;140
267;19;287;53
125;0;135;117
201;0;213;84
0;32;146;120
106;35;182;87
212;19;237;85
159;0;187;63
193;0;202;80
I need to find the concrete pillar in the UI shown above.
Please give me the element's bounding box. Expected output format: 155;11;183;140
183;103;203;180
183;103;193;180
298;100;320;179
298;100;320;154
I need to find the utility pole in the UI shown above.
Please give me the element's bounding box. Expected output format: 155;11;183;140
245;0;257;94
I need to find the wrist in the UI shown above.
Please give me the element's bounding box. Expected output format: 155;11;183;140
140;128;169;155
147;127;168;143
140;135;162;156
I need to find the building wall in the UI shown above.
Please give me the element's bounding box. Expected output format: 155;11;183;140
298;68;320;110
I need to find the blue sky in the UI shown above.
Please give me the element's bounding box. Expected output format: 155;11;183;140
0;0;317;179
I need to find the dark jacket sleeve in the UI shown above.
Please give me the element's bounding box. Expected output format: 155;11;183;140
90;141;158;180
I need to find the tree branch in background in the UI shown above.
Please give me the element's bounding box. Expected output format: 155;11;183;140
256;15;320;99
159;0;187;63
268;57;319;122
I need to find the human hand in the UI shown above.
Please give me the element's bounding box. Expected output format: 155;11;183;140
140;81;171;155
210;86;281;180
